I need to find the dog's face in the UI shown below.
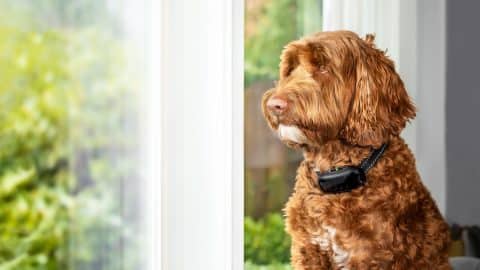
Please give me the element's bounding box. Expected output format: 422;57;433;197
262;31;416;148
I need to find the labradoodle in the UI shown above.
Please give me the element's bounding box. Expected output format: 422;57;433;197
262;31;451;269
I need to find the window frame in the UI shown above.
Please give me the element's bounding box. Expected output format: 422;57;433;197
152;0;244;269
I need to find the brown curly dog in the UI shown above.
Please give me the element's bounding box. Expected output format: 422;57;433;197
262;31;451;269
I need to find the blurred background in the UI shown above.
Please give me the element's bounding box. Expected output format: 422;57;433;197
0;0;148;269
245;0;480;269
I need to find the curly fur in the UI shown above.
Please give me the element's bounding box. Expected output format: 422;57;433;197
262;31;451;269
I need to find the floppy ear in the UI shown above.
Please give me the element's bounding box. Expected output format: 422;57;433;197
279;41;325;80
279;42;302;79
340;35;416;147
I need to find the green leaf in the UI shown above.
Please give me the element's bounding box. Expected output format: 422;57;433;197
0;168;35;198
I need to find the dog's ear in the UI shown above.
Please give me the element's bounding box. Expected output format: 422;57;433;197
279;41;325;79
340;38;416;147
279;42;302;79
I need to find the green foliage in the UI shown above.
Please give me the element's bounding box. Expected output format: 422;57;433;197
0;27;72;269
244;261;292;270
0;2;142;269
245;0;323;87
245;213;291;265
245;0;300;87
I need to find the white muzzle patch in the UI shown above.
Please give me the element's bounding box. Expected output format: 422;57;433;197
277;124;308;144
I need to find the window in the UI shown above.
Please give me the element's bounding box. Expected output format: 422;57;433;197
244;1;438;268
244;0;322;268
0;1;157;269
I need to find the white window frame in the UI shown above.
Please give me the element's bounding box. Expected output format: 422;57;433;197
144;1;164;270
148;0;244;269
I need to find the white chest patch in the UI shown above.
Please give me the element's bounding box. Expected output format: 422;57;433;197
311;226;350;269
277;124;308;144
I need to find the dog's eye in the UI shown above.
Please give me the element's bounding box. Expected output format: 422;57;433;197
318;66;328;74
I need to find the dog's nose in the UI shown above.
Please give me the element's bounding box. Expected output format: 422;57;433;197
267;96;288;115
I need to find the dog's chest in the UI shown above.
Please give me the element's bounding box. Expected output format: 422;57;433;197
310;225;350;270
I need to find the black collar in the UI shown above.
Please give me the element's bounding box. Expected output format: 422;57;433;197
316;143;388;194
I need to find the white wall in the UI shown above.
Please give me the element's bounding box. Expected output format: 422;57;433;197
416;0;447;215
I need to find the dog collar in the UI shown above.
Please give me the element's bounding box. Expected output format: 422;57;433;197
316;143;388;194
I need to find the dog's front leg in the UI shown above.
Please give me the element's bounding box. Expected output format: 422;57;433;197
290;235;331;270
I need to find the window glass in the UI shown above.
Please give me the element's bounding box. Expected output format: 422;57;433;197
244;0;322;268
0;1;147;269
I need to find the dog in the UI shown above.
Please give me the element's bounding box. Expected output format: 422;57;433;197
262;31;451;269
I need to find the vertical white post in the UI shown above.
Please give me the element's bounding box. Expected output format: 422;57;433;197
416;0;447;214
397;0;418;156
144;0;163;269
232;0;245;269
158;0;243;269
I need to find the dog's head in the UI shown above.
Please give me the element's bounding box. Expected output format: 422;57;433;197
262;31;416;148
